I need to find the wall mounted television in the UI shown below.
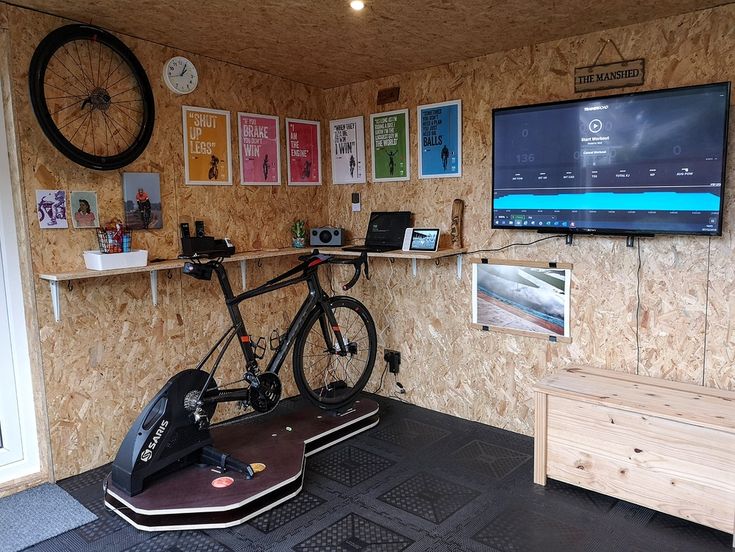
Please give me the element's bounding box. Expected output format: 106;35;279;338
491;82;730;236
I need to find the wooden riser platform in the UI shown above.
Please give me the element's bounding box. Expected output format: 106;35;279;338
104;398;379;531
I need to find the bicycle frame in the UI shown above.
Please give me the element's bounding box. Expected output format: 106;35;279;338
189;256;350;408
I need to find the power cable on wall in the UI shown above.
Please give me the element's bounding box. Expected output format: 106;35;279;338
702;236;712;385
636;240;642;375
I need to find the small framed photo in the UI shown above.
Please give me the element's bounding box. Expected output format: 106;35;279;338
402;228;440;252
238;112;281;185
417;99;461;179
471;258;572;341
182;106;232;185
36;189;68;229
70;191;99;229
286;118;321;185
123;173;162;230
370;108;410;182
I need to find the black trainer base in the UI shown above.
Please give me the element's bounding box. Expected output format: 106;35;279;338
103;399;379;531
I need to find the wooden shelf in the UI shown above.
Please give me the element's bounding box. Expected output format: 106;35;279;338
38;248;306;322
317;247;467;279
38;247;467;322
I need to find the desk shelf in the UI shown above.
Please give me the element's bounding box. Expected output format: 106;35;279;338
38;247;467;322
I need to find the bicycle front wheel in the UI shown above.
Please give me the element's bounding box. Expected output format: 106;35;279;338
293;297;377;410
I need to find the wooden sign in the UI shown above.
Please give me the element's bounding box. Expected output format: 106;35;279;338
377;87;400;105
574;59;644;93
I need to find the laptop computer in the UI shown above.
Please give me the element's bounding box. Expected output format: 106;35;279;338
343;211;412;253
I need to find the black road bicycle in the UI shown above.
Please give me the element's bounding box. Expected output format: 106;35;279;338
111;250;377;495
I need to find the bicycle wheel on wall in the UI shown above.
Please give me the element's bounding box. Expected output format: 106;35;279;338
292;296;377;410
28;24;155;171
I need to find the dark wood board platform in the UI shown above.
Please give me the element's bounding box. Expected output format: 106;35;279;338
104;398;379;530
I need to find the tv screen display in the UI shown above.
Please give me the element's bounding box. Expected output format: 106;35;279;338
491;82;730;236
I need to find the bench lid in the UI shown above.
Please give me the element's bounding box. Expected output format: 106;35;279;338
534;366;735;433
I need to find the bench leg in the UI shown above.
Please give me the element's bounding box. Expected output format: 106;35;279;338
534;392;548;485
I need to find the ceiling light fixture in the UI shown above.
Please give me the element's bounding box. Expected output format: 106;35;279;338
350;1;365;11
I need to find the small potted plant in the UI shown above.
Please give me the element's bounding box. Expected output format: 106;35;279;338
291;219;306;248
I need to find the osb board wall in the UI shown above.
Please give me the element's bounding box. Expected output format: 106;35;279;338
5;4;326;477
323;5;735;436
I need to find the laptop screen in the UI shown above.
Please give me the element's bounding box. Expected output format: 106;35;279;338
366;212;412;246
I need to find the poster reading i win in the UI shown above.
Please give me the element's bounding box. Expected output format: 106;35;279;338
182;106;232;185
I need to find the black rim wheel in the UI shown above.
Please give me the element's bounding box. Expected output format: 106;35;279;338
28;24;155;171
293;297;377;410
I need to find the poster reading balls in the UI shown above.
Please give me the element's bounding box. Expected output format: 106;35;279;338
418;100;462;179
371;109;410;182
238;112;281;185
286;118;321;185
182;106;232;185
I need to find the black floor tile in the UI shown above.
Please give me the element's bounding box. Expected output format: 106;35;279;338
292;512;414;552
248;491;325;533
308;445;395;487
378;472;480;524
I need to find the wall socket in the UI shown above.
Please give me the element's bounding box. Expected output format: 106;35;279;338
384;349;401;373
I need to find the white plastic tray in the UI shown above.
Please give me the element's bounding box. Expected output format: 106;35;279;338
83;250;148;271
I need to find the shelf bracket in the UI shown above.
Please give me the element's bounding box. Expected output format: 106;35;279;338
411;258;417;278
240;260;247;290
50;280;60;322
150;271;158;307
456;255;463;280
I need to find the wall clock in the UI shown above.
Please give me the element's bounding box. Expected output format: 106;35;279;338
28;24;155;171
163;56;198;95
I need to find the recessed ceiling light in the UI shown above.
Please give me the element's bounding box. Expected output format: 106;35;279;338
350;1;365;11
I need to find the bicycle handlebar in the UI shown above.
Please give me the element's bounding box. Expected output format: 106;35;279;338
297;250;370;291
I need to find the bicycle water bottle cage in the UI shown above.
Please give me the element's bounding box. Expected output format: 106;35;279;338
269;329;286;351
183;262;213;281
252;336;266;360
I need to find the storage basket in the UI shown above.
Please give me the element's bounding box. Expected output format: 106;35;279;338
96;227;132;253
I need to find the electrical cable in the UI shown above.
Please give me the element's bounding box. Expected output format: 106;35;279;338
702;236;712;385
374;360;389;393
465;234;566;255
636;239;642;375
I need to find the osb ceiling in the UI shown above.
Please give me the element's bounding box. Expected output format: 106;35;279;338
9;0;734;88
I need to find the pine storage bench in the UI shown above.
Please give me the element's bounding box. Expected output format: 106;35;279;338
534;366;735;541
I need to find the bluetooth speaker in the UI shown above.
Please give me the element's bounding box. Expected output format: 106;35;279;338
310;227;344;247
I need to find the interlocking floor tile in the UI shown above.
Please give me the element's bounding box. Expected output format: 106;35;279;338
248;491;325;533
309;446;395;487
293;513;413;552
451;439;530;480
378;472;480;524
370;418;450;449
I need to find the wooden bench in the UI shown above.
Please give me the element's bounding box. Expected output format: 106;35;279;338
534;366;735;543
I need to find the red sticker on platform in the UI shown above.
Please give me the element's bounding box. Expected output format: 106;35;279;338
211;476;234;488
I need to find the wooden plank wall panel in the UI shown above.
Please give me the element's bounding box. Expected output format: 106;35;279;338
323;6;735;435
5;5;326;477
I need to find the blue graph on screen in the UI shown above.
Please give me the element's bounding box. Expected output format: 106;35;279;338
493;191;721;212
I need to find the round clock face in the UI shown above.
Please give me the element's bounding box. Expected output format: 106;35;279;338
163;56;198;94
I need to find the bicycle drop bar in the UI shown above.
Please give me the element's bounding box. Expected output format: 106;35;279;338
326;252;370;291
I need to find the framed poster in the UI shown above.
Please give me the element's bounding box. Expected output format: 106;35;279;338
371;108;409;182
182;106;232;185
122;173;163;230
286;118;321;186
36;190;67;229
70;191;99;229
471;259;572;342
330;116;366;184
418;99;461;179
238;112;280;185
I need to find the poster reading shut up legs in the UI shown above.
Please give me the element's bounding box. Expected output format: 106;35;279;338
371;109;409;182
238;113;280;185
418;100;462;179
182;106;232;185
330;116;366;184
286;118;321;185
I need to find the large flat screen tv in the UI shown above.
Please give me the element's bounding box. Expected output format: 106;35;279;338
491;82;730;236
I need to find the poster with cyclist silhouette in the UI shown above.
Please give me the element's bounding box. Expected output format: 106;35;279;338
371;109;409;182
238;112;281;185
286;118;321;185
330;116;366;184
182;106;232;185
123;172;163;230
418;100;462;179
